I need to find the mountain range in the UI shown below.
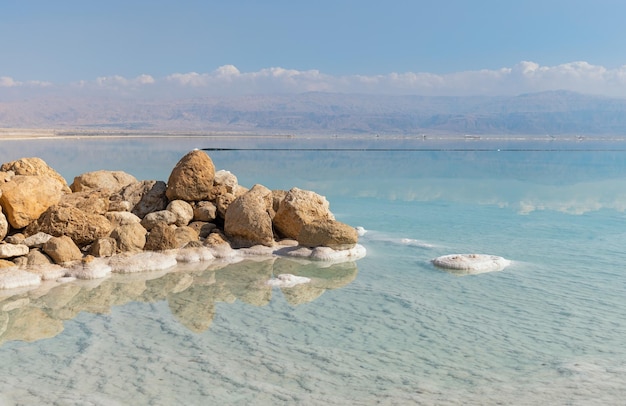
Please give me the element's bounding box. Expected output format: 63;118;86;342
2;90;626;136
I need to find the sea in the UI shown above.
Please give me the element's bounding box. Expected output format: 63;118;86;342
0;135;625;405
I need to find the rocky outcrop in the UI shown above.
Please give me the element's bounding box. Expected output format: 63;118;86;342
166;150;215;201
0;150;363;291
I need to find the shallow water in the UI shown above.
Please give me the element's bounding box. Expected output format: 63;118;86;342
1;136;626;405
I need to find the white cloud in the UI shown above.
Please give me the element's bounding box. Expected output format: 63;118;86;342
0;76;52;88
94;74;155;88
10;61;626;97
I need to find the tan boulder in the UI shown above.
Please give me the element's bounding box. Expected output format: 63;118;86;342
224;184;275;247
188;221;216;238
166;150;215;201
0;157;70;192
25;206;112;247
121;180;168;218
58;189;110;215
70;170;137;193
167;200;194;226
192;201;217;222
43;235;83;264
0;243;29;259
215;192;236;219
297;220;359;250
26;249;54;266
140;210;178;231
110;223;147;253
273;187;335;239
144;222;178;251
89;237;117;257
0;208;7;240
0;175;66;229
174;226;199;248
104;211;141;227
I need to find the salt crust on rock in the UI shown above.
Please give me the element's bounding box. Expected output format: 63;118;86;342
0;268;41;289
431;253;511;274
66;259;112;280
108;252;178;274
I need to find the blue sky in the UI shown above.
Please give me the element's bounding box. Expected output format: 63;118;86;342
2;0;626;96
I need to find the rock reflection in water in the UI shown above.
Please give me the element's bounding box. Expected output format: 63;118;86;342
0;258;358;346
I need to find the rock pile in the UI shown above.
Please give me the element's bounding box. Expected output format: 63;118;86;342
0;150;364;290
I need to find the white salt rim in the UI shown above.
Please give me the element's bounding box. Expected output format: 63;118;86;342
432;253;511;272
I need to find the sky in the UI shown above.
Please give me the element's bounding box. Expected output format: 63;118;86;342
2;0;626;97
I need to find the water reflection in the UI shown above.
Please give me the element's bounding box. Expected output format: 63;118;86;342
0;258;358;345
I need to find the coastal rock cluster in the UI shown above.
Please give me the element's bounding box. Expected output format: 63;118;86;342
0;150;363;290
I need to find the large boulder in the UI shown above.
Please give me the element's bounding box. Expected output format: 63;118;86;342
144;222;178;251
0;157;70;192
140;210;178;231
166;150;215;201
167;200;194;226
0;175;66;229
273;187;335;239
109;223;147;253
43;235;83;264
0;208;7;241
192;201;217;222
58;189;110;215
297;220;359;250
89;237;117;257
174;226;199;248
70;170;137;193
121;180;168;218
224;184;274;247
25;206;112;247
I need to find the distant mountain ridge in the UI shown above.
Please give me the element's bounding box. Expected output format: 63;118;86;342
2;90;626;135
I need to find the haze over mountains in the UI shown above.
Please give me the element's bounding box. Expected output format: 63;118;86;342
2;89;626;136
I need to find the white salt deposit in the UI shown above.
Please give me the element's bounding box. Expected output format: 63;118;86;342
108;252;178;274
431;253;511;274
355;226;368;236
266;273;311;288
66;259;112;280
0;268;41;290
25;264;67;281
175;247;215;263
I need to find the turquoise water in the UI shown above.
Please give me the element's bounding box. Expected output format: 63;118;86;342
1;136;626;405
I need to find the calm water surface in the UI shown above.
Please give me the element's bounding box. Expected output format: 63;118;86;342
0;136;625;405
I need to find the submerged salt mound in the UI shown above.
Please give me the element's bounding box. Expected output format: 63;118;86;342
108;252;177;274
0;268;41;289
279;244;367;262
266;273;311;288
432;253;511;274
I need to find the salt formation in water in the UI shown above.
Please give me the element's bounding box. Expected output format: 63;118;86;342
431;253;511;274
266;273;311;288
